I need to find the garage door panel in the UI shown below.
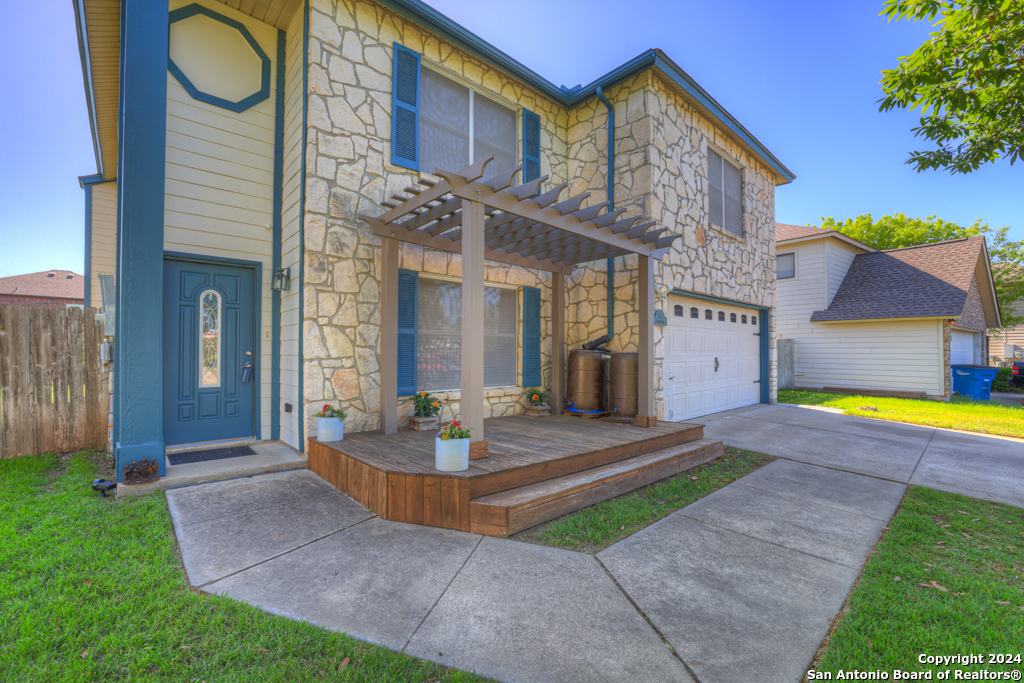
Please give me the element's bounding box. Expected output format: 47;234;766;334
665;295;762;422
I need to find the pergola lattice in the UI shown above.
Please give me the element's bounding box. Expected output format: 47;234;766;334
363;157;680;455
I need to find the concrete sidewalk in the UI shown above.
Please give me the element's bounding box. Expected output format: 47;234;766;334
166;404;1024;683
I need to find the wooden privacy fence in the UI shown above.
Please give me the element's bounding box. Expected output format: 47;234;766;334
0;306;107;458
777;338;795;391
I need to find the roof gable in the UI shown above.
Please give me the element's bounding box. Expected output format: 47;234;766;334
0;271;85;300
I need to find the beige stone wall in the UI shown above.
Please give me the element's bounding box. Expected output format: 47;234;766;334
301;0;783;439
302;0;564;438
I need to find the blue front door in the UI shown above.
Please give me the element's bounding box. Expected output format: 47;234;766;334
163;258;256;445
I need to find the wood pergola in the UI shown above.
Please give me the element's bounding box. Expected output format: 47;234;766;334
360;157;682;458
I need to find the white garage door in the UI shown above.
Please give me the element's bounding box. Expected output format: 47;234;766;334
950;329;977;365
664;296;761;421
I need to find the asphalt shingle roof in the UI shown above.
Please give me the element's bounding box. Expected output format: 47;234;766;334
0;270;84;300
810;237;984;322
776;223;831;242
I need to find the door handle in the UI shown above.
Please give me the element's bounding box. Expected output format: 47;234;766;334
241;362;253;383
714;357;719;372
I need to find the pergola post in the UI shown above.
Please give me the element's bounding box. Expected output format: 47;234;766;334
461;198;488;458
550;271;565;414
637;254;656;427
379;237;399;434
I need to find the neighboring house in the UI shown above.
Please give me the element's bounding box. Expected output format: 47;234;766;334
74;0;794;479
0;271;85;307
775;224;1000;397
990;289;1024;363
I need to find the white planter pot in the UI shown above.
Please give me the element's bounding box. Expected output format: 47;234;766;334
435;437;470;472
317;416;345;441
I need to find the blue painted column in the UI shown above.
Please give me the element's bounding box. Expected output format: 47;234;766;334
114;0;168;480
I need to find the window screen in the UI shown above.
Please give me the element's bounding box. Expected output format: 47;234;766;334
416;278;517;391
777;253;795;279
708;149;742;237
420;67;517;177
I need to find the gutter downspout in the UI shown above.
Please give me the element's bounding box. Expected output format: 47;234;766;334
596;86;615;342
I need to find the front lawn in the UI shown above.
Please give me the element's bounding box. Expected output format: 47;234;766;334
779;389;1024;439
811;486;1024;677
0;450;485;682
513;447;774;553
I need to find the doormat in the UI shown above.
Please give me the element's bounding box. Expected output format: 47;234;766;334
167;445;256;466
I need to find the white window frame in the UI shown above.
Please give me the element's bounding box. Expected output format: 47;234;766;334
707;145;744;239
420;63;519;172
199;289;222;388
777;251;797;280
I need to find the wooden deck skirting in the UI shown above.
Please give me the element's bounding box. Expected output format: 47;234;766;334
308;415;707;533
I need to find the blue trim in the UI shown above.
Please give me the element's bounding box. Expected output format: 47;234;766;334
83;183;93;307
390;43;421;171
522;286;542;387
297;0;308;453
73;0;103;178
167;4;272;113
164;250;264;440
373;0;794;183
521;109;540;182
114;0;168;481
271;29;285;441
396;269;419;396
669;288;772;405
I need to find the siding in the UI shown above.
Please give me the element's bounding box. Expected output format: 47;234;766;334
89;181;117;309
278;1;305;449
994;300;1024;359
826;238;856;307
776;238;945;395
164;0;279;439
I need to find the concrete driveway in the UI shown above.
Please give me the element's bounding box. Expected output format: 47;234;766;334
165;404;1024;683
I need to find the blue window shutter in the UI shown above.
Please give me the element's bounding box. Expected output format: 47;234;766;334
391;43;420;171
397;269;418;395
522;109;541;182
522;286;541;387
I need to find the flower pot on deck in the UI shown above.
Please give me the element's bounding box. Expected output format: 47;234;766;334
317;416;345;441
524;405;551;417
409;415;438;431
435;437;470;472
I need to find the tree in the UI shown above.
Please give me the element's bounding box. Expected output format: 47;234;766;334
879;0;1024;173
818;213;1024;328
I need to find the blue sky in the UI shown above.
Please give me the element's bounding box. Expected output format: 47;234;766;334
0;0;1020;278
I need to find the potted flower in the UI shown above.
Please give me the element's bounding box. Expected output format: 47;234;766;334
524;388;550;417
409;391;442;431
435;420;473;472
315;404;346;441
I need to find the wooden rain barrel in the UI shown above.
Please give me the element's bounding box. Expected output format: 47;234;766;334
609;352;639;418
566;350;605;413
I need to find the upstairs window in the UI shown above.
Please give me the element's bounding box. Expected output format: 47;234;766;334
777;253;796;279
420;67;517;177
708;149;742;237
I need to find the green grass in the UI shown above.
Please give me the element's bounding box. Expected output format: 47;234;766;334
812;487;1024;677
779;388;1024;439
0;450;487;683
513;447;774;553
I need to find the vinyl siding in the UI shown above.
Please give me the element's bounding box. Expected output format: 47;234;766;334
278;1;304;450
993;300;1024;358
776;238;945;395
89;181;117;309
164;0;279;439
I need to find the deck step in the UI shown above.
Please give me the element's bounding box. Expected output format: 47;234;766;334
469;437;725;537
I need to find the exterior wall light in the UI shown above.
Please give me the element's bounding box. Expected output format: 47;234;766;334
272;267;291;292
655;284;671;296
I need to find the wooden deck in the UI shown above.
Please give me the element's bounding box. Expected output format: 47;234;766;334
308;415;718;536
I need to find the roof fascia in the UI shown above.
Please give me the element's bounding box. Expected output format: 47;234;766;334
778;231;875;252
811;315;960;324
374;0;794;183
78;173;113;189
73;0;103;178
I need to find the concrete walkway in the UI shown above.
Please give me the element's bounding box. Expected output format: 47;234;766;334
166;404;1024;683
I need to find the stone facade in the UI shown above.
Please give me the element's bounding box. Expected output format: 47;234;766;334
959;274;987;332
300;0;784;439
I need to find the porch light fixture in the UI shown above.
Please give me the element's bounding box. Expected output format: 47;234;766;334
655;284;671;296
272;267;291;292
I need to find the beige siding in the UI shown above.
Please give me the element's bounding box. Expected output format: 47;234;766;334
89;181;117;309
826;238;857;307
278;1;304;450
164;0;279;439
994;300;1024;358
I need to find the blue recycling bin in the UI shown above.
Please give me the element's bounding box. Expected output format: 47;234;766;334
951;365;999;401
